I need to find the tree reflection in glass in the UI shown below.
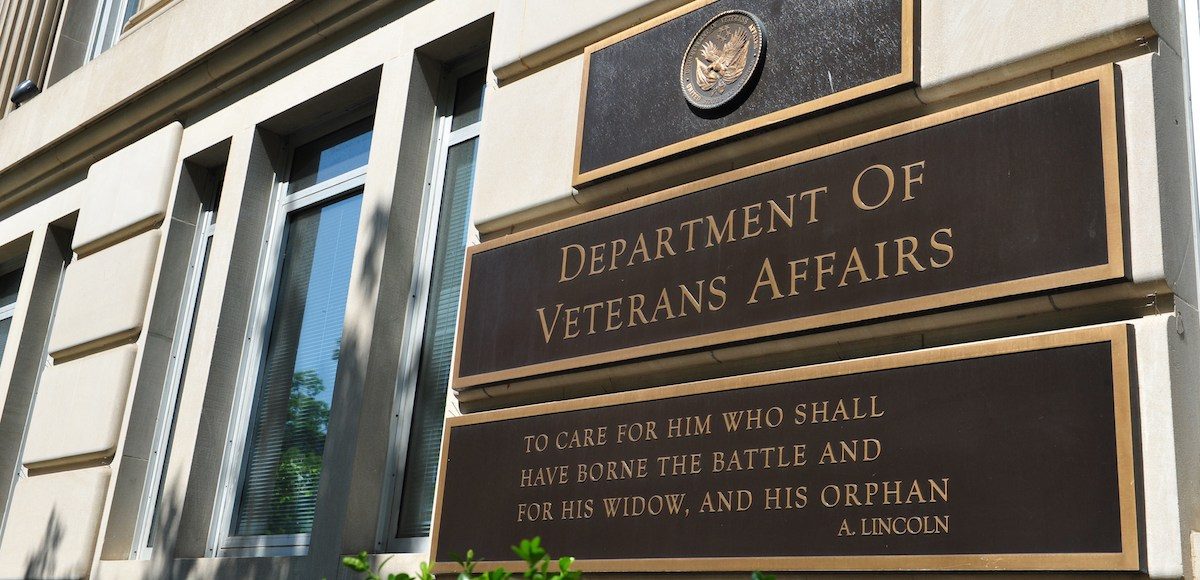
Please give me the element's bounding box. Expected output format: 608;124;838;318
234;192;361;536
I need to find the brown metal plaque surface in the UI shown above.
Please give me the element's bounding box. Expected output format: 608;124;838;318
455;67;1123;389
574;0;913;184
432;326;1138;572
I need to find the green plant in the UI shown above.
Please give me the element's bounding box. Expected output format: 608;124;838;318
341;537;579;580
342;537;774;579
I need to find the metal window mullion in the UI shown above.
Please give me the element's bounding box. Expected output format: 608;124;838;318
209;182;290;556
130;206;216;559
283;166;368;209
445;123;480;147
85;0;112;61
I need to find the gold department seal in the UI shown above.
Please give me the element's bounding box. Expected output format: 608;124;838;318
680;10;765;110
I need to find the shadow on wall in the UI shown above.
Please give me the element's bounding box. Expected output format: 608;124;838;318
24;508;63;578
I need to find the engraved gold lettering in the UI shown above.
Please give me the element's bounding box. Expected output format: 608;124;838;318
766;194;795;232
655;227;676;259
536;304;563;344
559;244;585;282
895;236;925;276
838;247;870;287
852;164;895;211
798;186;827;223
901;160;925;201
930;227;954;268
748;258;783;304
705;211;736;247
742;203;763;239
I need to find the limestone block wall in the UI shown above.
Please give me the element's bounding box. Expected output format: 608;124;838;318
0;123;181;578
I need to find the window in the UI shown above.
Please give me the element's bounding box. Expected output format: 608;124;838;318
386;65;484;549
217;118;372;554
131;169;221;559
0;265;24;365
46;0;139;86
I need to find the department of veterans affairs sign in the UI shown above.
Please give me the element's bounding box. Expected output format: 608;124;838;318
453;66;1124;390
433;325;1139;572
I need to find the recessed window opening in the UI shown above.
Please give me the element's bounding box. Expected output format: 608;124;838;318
384;63;484;552
219;116;373;554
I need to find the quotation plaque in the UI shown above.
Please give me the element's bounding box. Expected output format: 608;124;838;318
432;326;1138;572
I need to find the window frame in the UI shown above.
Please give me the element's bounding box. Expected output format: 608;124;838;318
0;258;26;343
209;117;372;557
130;185;219;560
378;58;484;554
85;0;138;62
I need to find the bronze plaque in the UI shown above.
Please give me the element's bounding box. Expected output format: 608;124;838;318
432;326;1139;572
455;67;1123;390
575;0;914;184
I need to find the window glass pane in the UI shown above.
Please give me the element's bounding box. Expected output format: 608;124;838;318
0;317;12;365
0;269;23;308
234;192;363;536
396;136;478;537
92;0;135;58
449;70;486;132
122;0;138;24
288;118;374;193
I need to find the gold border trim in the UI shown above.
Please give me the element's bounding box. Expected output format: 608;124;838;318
431;325;1139;572
452;65;1124;390
571;0;916;186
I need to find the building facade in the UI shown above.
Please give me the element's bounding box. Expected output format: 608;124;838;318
0;0;1193;578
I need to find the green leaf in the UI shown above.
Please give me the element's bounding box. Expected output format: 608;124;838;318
482;569;512;580
342;552;371;573
751;572;776;580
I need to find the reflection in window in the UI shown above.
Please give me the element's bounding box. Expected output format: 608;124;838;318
226;118;371;545
235;193;362;535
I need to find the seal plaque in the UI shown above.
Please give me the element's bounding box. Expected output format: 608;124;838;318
680;10;765;110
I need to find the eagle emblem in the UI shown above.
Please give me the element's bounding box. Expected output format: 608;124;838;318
695;27;750;93
680;10;764;110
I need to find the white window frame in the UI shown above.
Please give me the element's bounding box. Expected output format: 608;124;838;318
85;0;138;61
130;196;218;560
378;59;484;554
209;120;371;557
0;264;21;332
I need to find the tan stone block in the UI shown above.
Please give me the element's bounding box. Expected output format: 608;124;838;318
1133;314;1185;577
48;229;161;358
492;0;686;80
0;466;110;579
22;345;138;468
74;123;181;255
919;1;1153;101
1118;51;1167;287
472;56;584;231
